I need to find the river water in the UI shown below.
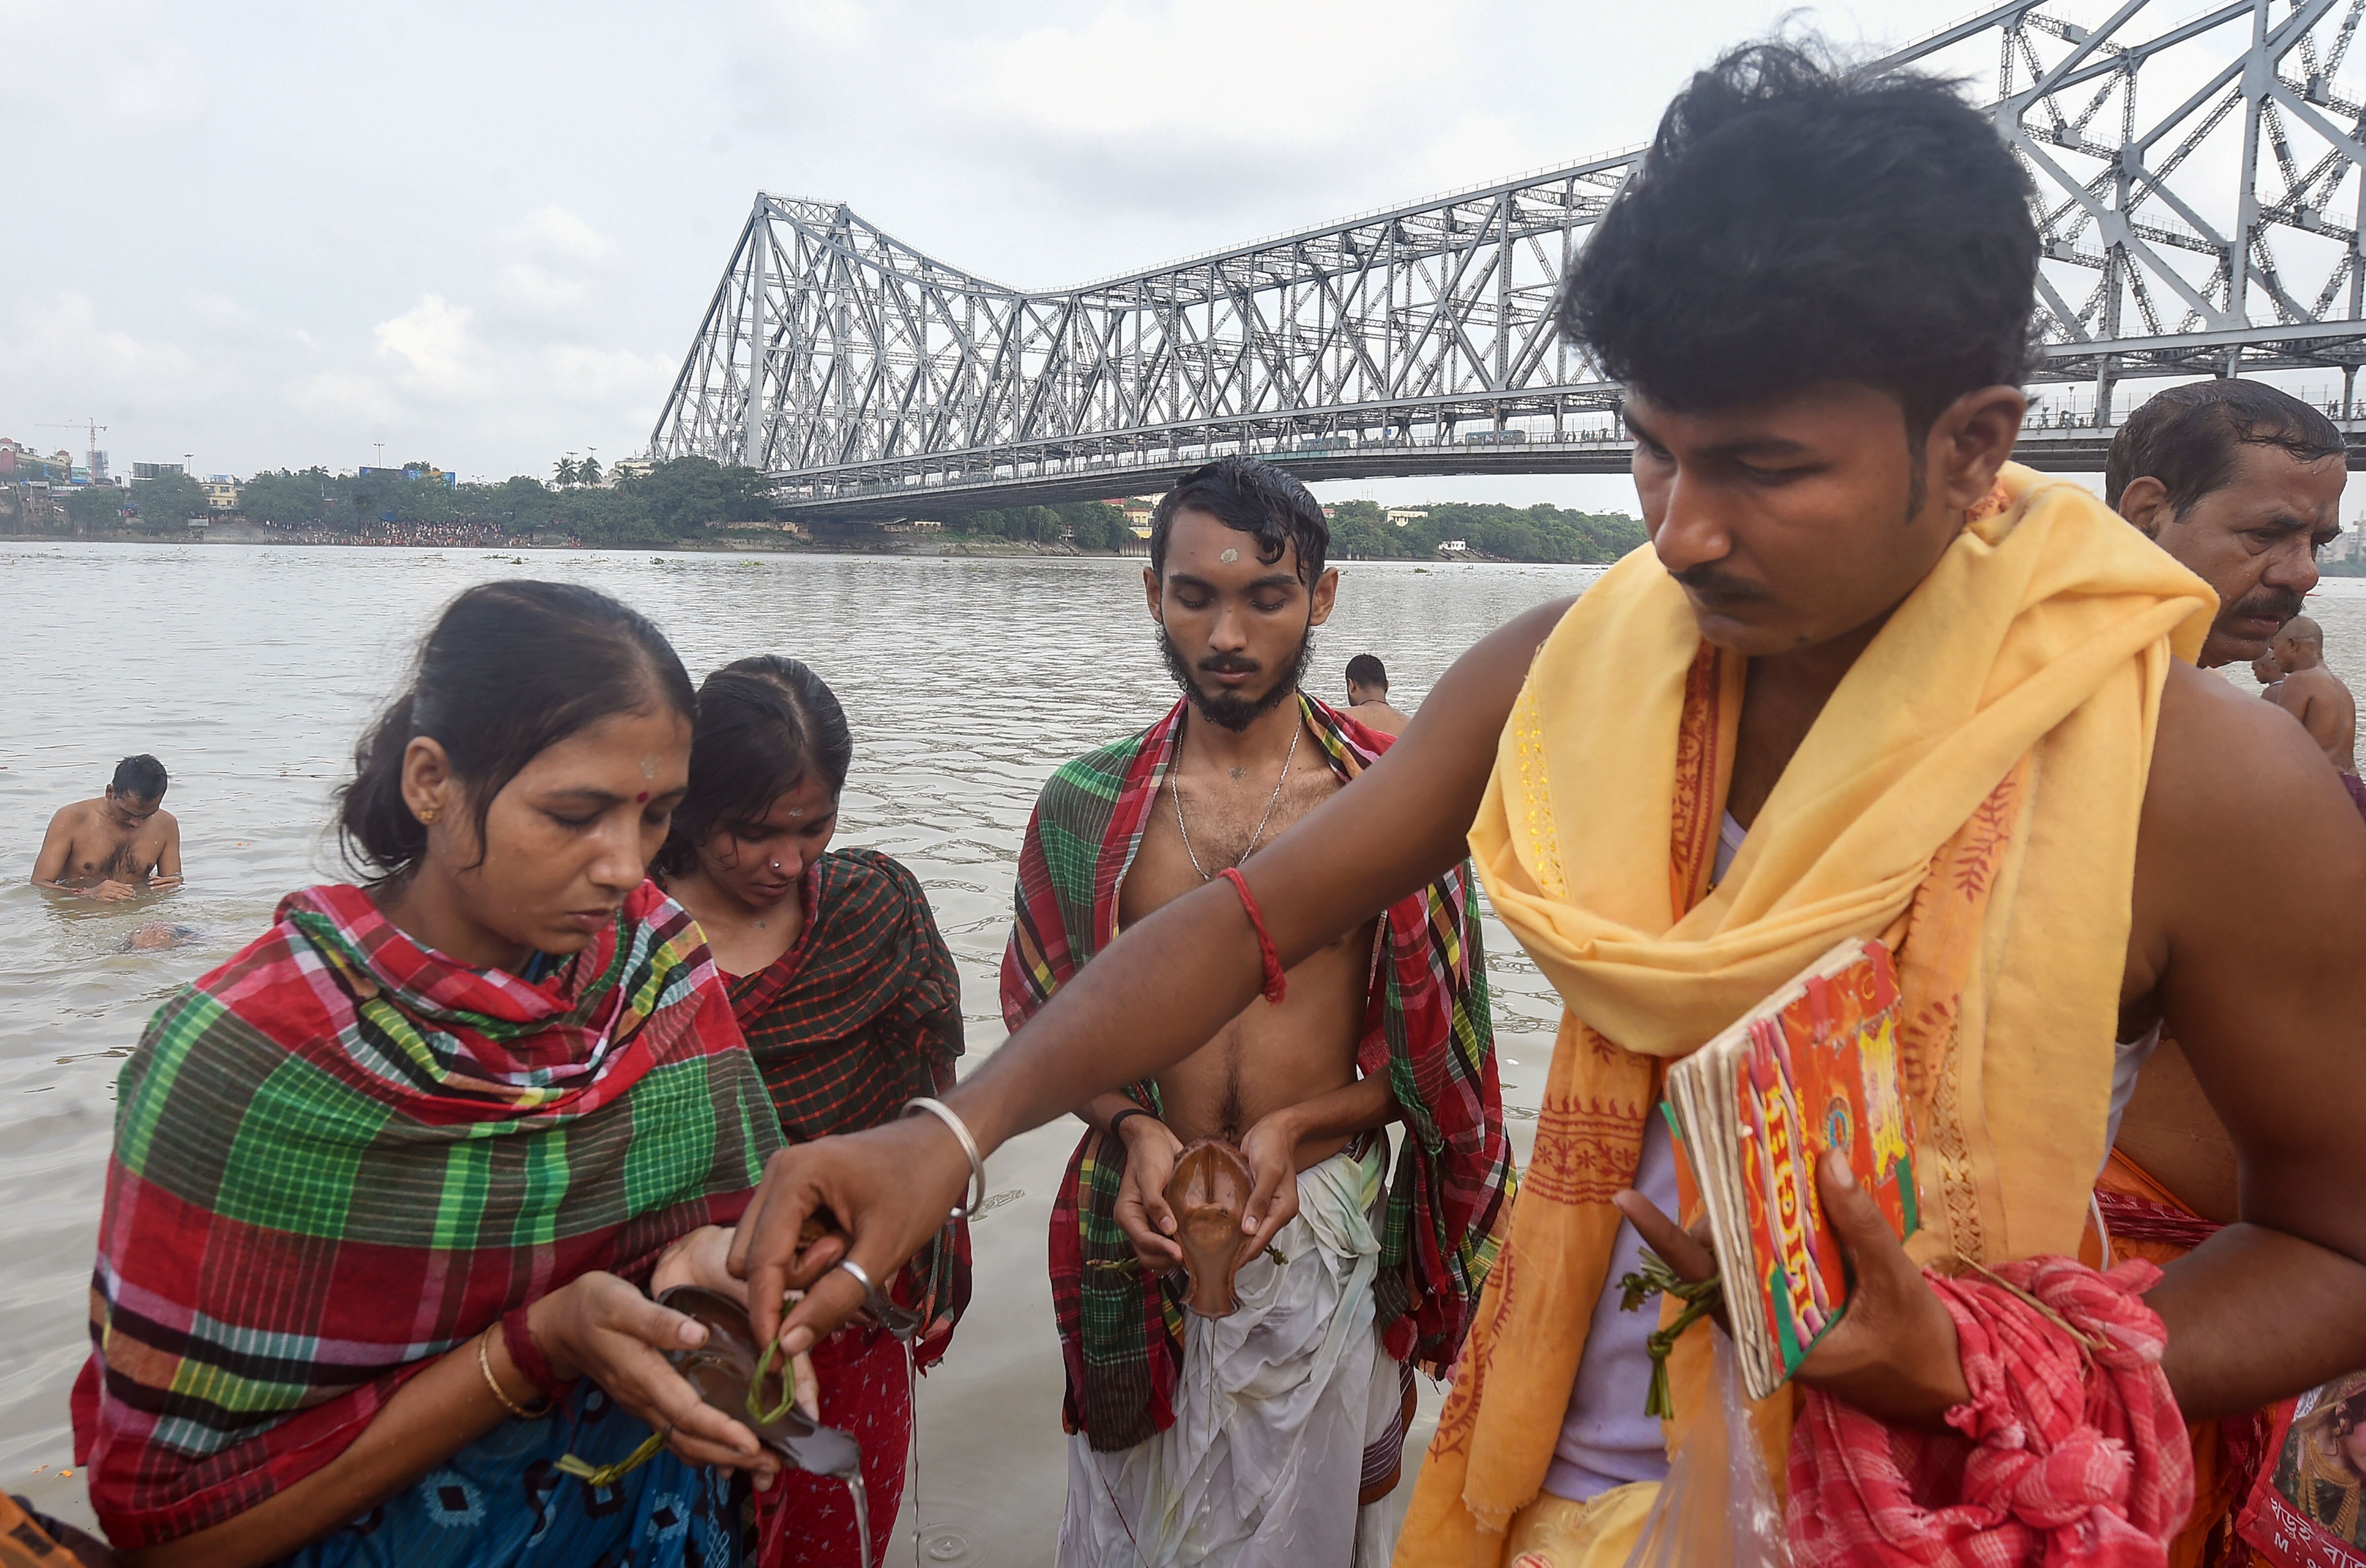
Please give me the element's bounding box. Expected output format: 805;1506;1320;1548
0;542;1594;1560
8;541;2365;1561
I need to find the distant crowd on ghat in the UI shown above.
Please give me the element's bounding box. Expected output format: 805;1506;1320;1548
238;519;546;548
10;33;2366;1568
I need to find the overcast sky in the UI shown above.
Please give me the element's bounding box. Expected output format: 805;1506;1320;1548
6;0;1981;508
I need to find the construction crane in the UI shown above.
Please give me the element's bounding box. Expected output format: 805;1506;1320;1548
38;418;109;481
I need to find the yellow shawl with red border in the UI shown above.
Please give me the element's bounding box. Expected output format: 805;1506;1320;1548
1398;464;2213;1562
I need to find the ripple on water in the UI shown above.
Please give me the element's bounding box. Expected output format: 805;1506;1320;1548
0;541;1634;1541
0;546;1618;1542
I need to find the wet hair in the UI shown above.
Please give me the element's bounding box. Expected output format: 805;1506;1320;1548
1150;456;1329;586
652;656;852;879
1560;41;2040;440
338;580;695;881
1345;654;1389;691
110;754;167;803
2104;380;2345;512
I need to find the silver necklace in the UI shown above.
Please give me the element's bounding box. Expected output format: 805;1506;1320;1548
1173;721;1301;881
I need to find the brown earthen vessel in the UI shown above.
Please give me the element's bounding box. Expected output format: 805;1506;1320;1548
655;1285;861;1479
1164;1138;1256;1318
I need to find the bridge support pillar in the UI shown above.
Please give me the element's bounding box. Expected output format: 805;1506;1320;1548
741;204;767;468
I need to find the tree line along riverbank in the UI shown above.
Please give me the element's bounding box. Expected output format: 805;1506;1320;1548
2;455;1649;564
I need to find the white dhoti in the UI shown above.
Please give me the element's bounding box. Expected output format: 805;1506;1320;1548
1057;1140;1410;1568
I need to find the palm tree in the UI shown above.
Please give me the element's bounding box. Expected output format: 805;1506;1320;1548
554;455;578;487
579;453;603;487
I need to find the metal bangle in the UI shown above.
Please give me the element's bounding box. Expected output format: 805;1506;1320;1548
476;1325;551;1421
901;1095;988;1220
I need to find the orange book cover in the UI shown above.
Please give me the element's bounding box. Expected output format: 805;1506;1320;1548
1734;941;1917;1377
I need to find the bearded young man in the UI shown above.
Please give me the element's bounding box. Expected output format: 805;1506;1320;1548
737;43;2366;1568
1001;455;1512;1567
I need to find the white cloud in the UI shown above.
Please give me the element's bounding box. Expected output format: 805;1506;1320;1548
374;295;488;399
292;369;402;425
541;344;677;407
769;0;870;44
499;262;593;314
0;292;200;392
1;0;2014;490
101;52;208;123
514;205;612;265
962;0;1464;148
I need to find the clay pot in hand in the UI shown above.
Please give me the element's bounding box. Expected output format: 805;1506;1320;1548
1164;1138;1256;1318
655;1285;862;1479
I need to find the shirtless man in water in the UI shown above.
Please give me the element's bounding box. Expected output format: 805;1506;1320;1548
2265;616;2359;784
1344;653;1411;735
1000;455;1510;1567
30;755;182;902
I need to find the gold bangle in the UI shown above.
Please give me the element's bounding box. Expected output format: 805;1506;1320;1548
477;1325;552;1420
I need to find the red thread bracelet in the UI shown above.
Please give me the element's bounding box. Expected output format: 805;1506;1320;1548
502;1307;575;1396
1218;867;1287;1005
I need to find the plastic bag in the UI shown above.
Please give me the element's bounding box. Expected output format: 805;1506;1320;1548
1618;1326;1788;1568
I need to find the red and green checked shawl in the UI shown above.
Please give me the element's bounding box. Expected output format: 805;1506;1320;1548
71;879;779;1548
727;846;971;1368
1002;693;1516;1453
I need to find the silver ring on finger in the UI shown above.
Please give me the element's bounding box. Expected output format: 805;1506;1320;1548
833;1258;924;1343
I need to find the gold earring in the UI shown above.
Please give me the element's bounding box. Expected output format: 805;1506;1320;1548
418;805;439;825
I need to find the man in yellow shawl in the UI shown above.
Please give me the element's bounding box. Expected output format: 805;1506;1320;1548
734;38;2366;1568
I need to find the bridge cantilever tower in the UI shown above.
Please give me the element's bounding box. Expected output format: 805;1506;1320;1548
654;0;2366;520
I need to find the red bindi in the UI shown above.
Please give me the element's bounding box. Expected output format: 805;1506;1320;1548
636;791;650;803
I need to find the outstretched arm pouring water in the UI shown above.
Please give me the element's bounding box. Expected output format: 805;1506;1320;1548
728;593;1569;1355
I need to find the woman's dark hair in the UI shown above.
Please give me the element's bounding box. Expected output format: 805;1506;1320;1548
1150;455;1329;586
652;656;852;879
1560;40;2041;440
338;580;696;881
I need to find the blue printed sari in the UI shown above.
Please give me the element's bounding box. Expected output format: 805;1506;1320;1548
277;1383;744;1568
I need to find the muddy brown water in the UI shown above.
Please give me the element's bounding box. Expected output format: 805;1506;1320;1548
11;542;2360;1559
0;542;1605;1561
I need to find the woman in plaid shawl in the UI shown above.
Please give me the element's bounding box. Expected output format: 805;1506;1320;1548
74;584;787;1568
659;657;969;1568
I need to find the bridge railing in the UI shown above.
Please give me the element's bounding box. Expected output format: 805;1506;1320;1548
661;0;2366;509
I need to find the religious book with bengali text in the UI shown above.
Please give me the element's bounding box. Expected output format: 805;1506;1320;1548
2237;1376;2366;1568
1663;936;1919;1401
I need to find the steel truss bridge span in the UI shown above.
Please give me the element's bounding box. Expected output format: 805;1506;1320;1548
654;0;2366;522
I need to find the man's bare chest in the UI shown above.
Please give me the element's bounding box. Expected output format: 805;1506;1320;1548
1118;769;1339;928
74;828;154;879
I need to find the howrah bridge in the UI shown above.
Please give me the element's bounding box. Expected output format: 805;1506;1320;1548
651;0;2366;523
